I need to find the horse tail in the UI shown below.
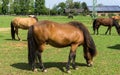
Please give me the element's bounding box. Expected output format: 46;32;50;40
93;19;97;32
69;21;97;57
113;19;120;35
27;26;37;65
10;22;15;40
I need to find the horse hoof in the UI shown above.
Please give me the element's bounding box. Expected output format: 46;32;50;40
75;67;79;70
87;64;93;67
33;68;38;72
67;70;71;74
42;69;47;72
19;39;22;41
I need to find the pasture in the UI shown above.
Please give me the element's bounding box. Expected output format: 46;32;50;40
0;15;120;75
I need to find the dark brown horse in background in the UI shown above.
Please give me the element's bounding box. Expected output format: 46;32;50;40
27;20;97;73
11;15;38;40
93;18;120;35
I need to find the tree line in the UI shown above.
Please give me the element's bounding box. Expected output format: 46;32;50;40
0;0;88;15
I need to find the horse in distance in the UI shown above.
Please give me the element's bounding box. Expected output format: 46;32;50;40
11;15;38;40
27;20;97;73
93;17;120;35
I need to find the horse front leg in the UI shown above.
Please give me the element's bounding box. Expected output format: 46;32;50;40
66;44;78;73
109;27;112;35
37;52;47;72
37;44;47;72
105;26;111;35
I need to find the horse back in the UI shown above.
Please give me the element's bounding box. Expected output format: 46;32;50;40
12;17;37;29
96;18;113;26
32;20;84;47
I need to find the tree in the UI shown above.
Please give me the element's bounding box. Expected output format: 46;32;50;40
29;0;35;14
13;0;20;15
19;0;30;15
57;2;66;15
74;1;81;9
13;0;30;15
66;0;74;9
50;5;58;15
35;0;47;15
81;2;89;16
0;2;2;14
2;0;9;14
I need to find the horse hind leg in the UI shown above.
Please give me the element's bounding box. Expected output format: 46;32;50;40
37;44;47;72
96;25;100;35
66;44;78;73
15;28;21;40
37;52;47;72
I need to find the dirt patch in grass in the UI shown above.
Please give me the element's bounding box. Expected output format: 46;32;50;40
0;28;10;31
9;42;27;47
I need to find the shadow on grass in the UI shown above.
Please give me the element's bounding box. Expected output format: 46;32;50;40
107;44;120;50
5;39;27;41
11;62;87;72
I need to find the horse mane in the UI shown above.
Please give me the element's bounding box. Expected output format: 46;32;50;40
69;21;97;57
32;16;38;22
29;15;38;21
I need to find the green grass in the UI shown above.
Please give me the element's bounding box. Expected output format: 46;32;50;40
0;15;120;75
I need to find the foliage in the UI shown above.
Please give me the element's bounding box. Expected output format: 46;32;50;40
1;0;9;14
50;5;58;15
81;2;89;16
13;0;20;15
57;2;66;15
74;1;81;9
0;0;88;15
66;0;74;9
34;0;48;15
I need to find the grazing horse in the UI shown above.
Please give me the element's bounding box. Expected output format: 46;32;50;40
27;20;97;73
93;18;120;35
11;15;38;40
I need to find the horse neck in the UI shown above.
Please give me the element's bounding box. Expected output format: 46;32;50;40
30;17;38;22
113;20;119;28
33;17;38;21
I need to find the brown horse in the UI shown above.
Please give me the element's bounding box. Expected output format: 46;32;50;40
11;15;38;40
27;20;97;73
93;17;120;35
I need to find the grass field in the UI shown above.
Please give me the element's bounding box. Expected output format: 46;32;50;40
0;15;120;75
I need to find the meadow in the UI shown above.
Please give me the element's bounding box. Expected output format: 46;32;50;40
0;15;120;75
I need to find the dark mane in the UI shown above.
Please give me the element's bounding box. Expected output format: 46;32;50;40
33;16;38;21
69;21;97;57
